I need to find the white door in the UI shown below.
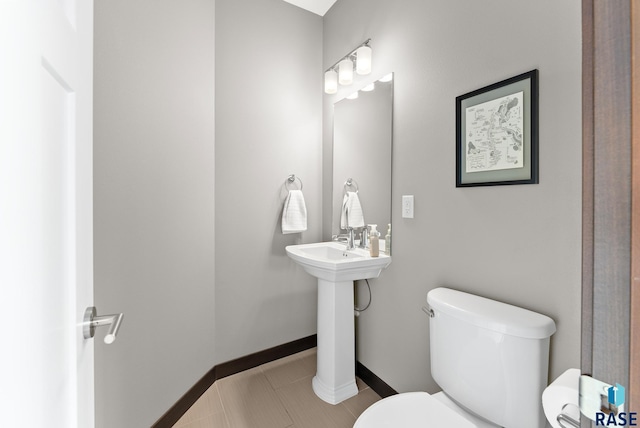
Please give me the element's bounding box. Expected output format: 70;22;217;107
0;1;95;427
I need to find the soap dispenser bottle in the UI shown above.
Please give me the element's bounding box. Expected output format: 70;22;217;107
385;223;391;255
369;224;380;257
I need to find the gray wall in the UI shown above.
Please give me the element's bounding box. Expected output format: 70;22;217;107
94;0;322;425
214;0;322;363
94;1;216;427
323;0;582;393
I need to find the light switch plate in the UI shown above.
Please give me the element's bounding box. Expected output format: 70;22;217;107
402;195;414;218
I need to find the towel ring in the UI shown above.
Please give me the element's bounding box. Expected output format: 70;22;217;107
344;178;359;193
286;174;303;190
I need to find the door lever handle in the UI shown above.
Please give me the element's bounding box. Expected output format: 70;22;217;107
83;306;124;344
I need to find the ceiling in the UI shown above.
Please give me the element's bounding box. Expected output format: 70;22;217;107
281;0;338;16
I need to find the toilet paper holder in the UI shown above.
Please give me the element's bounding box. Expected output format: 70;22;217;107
557;406;580;428
579;374;625;421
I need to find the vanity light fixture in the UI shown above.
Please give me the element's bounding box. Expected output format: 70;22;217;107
346;91;359;100
324;39;372;94
338;58;354;85
324;69;338;94
379;73;393;83
355;45;372;75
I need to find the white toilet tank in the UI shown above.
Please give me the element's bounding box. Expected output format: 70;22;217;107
427;288;556;428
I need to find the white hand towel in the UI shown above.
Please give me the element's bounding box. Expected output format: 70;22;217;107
347;191;365;228
282;190;307;234
340;191;365;229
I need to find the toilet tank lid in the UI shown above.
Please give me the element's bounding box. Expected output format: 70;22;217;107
427;287;556;339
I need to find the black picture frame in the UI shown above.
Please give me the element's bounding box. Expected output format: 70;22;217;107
456;69;539;187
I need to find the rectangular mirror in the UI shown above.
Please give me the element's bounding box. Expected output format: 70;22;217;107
332;75;393;252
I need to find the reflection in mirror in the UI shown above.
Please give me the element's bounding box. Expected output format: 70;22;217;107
332;74;393;253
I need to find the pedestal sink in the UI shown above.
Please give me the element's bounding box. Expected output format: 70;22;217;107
285;242;391;404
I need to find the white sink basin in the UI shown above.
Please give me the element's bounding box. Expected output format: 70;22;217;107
285;241;391;282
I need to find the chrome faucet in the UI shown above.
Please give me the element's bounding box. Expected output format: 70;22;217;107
346;227;355;250
332;228;356;250
332;233;349;245
358;225;369;249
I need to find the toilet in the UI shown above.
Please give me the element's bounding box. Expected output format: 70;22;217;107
354;287;557;428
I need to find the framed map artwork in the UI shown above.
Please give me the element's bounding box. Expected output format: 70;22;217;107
456;69;539;187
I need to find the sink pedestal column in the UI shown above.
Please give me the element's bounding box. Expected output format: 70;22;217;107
285;242;391;404
312;278;358;405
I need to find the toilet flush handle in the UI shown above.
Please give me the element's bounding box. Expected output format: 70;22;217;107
421;306;434;318
83;306;124;344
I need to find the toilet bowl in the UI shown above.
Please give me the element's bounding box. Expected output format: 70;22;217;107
354;391;499;428
354;288;557;428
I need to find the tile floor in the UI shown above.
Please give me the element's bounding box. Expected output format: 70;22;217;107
172;348;381;428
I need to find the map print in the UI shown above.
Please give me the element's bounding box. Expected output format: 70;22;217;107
465;91;524;173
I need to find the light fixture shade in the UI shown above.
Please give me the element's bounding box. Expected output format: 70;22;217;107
346;91;359;100
324;69;338;94
379;73;393;83
356;45;372;75
338;59;354;85
362;83;375;92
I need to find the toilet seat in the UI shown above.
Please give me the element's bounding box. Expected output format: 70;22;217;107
353;392;476;427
